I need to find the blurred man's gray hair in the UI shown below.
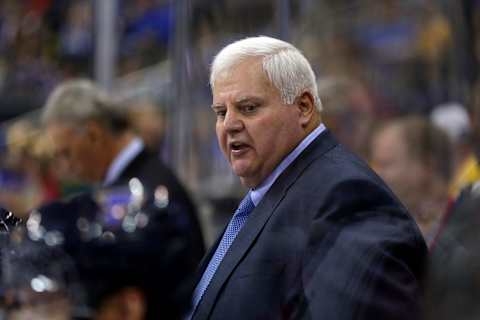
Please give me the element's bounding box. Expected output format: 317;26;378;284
210;36;322;111
41;79;119;125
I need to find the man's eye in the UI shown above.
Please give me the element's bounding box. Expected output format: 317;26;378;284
243;105;257;113
215;110;226;117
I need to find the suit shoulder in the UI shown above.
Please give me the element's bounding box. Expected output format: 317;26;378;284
305;144;387;191
295;144;417;230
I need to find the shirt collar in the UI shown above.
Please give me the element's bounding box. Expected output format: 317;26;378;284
103;137;144;187
250;123;326;206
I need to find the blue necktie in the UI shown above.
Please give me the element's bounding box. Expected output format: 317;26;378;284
190;193;255;316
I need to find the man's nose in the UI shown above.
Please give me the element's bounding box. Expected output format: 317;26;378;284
224;109;243;132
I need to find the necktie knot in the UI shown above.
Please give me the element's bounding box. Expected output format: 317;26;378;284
235;194;255;218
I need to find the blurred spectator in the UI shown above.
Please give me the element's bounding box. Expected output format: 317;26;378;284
317;76;392;160
354;1;418;63
0;0;178;121
59;0;92;57
449;152;480;195
58;0;93;75
369;116;453;247
430;102;471;150
2;184;195;319
430;102;475;197
2;5;59;101
41;79;205;262
416;2;452;65
424;181;480;320
425;79;480;319
119;0;173;75
0;118;60;218
441;83;480;199
414;1;453;106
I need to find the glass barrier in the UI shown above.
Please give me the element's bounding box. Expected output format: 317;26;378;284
0;0;476;246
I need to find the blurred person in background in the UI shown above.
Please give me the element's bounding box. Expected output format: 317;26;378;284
119;0;172;75
369;116;453;247
316;76;394;161
430;79;480;240
424;80;480;319
414;1;453;108
438;84;480;197
0;119;60;218
188;36;426;320
41;79;205;263
423;184;480;320
1;183;195;319
57;0;93;75
430;102;474;197
1;1;60;103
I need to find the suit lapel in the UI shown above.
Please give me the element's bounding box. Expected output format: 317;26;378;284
114;149;148;185
194;130;338;319
194;184;288;319
193;226;225;285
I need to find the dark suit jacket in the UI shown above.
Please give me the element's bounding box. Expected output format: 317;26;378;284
192;130;427;320
34;182;199;318
425;182;480;320
112;148;206;265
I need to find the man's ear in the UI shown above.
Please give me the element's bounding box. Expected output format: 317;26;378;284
295;91;316;127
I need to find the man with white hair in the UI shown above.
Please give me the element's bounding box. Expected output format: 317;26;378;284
41;79;205;264
189;36;426;320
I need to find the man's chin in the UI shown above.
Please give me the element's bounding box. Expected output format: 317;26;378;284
232;163;260;187
239;177;255;188
232;163;251;177
238;173;263;189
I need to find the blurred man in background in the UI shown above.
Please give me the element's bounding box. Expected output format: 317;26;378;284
424;181;480;320
424;81;480;319
1;184;193;319
41;79;205;267
370;115;453;247
188;36;426;320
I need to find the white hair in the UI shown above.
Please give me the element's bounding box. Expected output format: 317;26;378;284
41;79;130;133
210;36;322;111
42;79;112;124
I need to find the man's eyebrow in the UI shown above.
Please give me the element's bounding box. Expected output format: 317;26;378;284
211;97;264;109
235;97;263;104
211;103;224;109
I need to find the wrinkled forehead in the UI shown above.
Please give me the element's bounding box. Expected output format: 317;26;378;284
214;57;273;88
212;56;267;87
45;122;87;148
212;59;279;104
47;121;84;136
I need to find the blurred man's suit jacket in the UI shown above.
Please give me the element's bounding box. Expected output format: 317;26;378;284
112;148;206;264
192;130;427;320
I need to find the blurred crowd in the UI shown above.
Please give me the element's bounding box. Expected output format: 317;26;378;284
0;0;479;319
0;0;173;120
